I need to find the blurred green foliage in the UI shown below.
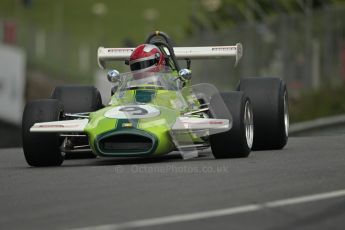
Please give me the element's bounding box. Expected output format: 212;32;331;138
290;84;345;122
0;0;197;83
2;0;344;44
189;0;345;32
0;0;193;45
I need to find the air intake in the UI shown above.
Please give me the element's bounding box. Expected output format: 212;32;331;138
99;133;153;153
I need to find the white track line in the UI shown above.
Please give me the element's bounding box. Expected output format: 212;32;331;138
71;189;345;230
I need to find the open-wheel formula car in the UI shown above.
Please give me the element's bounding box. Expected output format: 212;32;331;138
22;31;289;167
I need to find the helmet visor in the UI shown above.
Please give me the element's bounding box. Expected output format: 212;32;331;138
130;58;158;71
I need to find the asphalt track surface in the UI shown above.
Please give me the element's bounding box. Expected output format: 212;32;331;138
1;131;345;229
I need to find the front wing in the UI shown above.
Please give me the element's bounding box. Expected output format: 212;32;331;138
30;117;230;134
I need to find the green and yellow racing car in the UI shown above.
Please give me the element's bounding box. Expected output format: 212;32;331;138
22;31;289;167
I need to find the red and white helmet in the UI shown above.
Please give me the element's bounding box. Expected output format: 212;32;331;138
129;44;165;72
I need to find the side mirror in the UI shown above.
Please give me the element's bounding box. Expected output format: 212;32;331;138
107;69;121;83
178;68;192;81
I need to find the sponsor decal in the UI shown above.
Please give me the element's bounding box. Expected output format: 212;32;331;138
107;48;134;53
37;124;79;128
38;125;64;128
209;121;224;124
211;47;236;52
181;120;224;125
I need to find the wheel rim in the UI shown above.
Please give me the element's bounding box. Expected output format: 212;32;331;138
244;100;254;148
283;90;289;137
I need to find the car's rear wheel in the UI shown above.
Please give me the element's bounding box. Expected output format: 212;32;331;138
210;92;253;158
51;85;103;113
51;86;103;159
22;99;64;167
237;77;288;150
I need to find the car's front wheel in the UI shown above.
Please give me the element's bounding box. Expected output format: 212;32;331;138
210;92;253;158
22;99;64;167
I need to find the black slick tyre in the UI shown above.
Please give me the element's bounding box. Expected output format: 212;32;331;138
22;99;64;167
237;77;289;150
51;86;103;159
210;92;253;158
51;85;103;113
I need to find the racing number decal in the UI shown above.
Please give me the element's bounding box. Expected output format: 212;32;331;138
104;105;160;119
119;106;148;116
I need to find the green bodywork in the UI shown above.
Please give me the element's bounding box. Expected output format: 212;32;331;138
84;75;200;157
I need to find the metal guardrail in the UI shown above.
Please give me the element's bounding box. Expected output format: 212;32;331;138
289;114;345;135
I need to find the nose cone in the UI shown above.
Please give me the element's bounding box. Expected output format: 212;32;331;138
84;106;178;157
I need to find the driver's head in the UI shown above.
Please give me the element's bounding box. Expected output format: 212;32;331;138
129;44;165;73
